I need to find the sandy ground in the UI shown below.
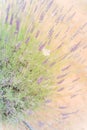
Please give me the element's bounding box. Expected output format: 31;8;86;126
0;0;87;129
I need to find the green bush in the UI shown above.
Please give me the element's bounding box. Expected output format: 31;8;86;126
0;3;52;122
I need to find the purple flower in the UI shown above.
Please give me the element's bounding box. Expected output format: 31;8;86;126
42;59;48;64
15;42;21;50
38;121;44;127
52;7;58;17
25;37;30;44
16;19;20;32
48;27;54;38
70;94;78;98
57;79;64;84
37;77;43;84
22;2;26;11
67;5;73;14
70;41;81;52
46;0;54;12
10;14;13;25
35;30;40;38
55;31;61;39
5;4;10;23
45;99;51;104
62;65;71;71
30;26;34;33
55;15;62;24
27;110;33;115
39;43;45;51
57;73;67;79
50;62;56;67
59;106;67;109
57;87;64;92
62;110;79;116
39;12;45;22
5;14;8;23
6;4;10;13
72;77;80;82
47;39;51;45
67;12;76;22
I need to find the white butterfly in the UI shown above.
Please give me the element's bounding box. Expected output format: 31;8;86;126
42;48;50;56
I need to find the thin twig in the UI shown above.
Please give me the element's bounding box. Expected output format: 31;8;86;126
22;120;34;130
